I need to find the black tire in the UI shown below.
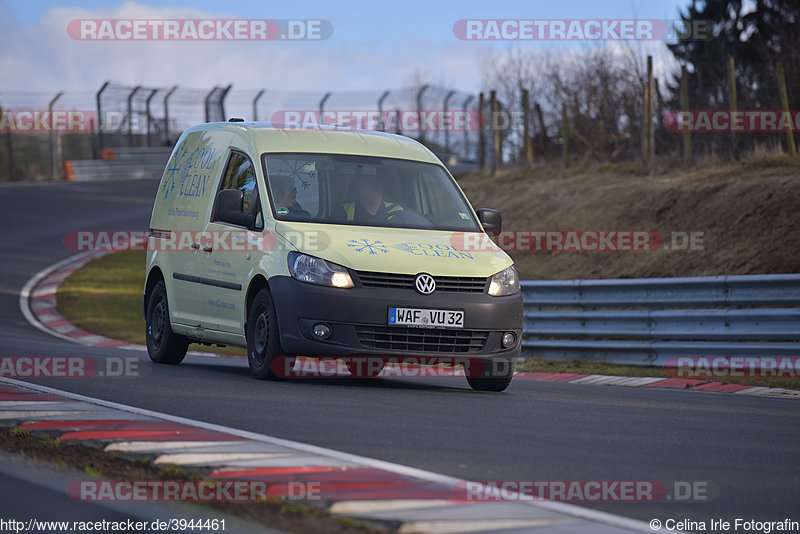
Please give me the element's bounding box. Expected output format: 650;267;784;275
346;359;385;378
246;288;285;380
466;358;515;392
146;280;189;364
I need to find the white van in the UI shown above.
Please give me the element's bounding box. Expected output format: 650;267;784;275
144;121;522;391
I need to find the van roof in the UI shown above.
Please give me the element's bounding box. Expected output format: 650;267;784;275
185;121;442;164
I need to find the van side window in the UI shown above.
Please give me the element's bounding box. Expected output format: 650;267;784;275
216;151;263;229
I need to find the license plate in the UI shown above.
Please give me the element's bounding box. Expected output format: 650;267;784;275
388;307;464;328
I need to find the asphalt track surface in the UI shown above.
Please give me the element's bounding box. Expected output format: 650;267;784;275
0;178;798;526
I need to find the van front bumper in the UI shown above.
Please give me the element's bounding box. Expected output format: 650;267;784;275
268;275;522;362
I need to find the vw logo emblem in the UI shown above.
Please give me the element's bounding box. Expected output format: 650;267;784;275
415;273;436;294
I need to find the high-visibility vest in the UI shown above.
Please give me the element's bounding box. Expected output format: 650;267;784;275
343;201;403;221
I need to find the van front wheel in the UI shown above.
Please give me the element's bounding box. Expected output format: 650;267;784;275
247;289;284;380
146;280;189;364
466;358;515;392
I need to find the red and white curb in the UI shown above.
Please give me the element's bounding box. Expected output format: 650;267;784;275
514;372;800;400
20;252;143;349
0;377;653;533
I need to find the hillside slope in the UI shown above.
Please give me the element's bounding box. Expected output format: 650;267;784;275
456;157;800;280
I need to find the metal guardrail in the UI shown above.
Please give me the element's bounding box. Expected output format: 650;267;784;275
65;147;171;181
521;274;800;366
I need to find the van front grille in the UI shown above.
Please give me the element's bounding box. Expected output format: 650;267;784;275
356;325;489;353
355;271;487;293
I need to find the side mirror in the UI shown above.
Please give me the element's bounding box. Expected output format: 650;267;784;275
215;189;253;227
476;208;502;236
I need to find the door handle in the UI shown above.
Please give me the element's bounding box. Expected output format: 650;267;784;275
202;244;213;253
191;242;200;250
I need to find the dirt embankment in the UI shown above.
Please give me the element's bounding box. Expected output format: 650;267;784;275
456;157;800;280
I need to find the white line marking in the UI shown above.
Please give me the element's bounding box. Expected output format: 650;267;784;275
19;252;102;344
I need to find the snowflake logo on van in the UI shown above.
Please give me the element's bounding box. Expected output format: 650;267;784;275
347;239;389;255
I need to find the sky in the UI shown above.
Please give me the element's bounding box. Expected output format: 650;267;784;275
0;0;694;117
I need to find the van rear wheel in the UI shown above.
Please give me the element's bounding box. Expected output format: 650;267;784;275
247;288;285;380
146;280;189;364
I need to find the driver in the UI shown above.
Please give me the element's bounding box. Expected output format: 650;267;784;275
338;175;403;224
270;174;310;217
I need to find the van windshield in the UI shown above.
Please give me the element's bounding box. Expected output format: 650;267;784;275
262;153;481;231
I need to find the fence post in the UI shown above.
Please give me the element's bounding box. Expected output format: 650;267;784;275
443;90;455;153
462;95;474;160
163;86;178;145
219;84;232;121
48;92;63;180
491;90;500;175
478;92;486;171
535;102;547;147
681;65;692;165
562;102;569;168
204;86;217;123
728;56;739;159
127;86;142;148
252;89;264;122
145;89;158;148
522;88;533;166
96;81;110;152
377;90;390;131
319;92;331;124
416;84;429;143
642;86;650;164
647;55;654;161
776;62;797;157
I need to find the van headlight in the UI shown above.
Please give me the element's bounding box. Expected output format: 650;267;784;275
488;265;519;296
288;252;354;289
